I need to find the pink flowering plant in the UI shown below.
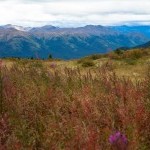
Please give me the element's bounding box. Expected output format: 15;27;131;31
109;131;128;150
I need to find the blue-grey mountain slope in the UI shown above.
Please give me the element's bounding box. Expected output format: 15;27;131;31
0;25;149;59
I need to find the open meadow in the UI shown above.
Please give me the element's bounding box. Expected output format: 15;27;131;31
0;48;150;149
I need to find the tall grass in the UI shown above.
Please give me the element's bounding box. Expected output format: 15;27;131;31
0;60;150;149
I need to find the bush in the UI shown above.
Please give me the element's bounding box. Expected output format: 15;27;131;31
114;49;124;55
87;54;103;60
77;58;95;67
124;58;137;65
81;60;95;67
109;49;149;60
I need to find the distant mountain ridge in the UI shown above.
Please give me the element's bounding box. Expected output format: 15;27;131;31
134;41;150;49
0;24;150;59
110;25;150;38
0;24;32;32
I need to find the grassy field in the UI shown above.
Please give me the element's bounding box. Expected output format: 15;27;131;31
0;48;150;149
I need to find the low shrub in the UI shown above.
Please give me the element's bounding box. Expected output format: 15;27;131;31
124;58;137;65
87;54;103;60
81;60;95;67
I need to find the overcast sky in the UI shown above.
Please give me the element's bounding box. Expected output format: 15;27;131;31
0;0;150;27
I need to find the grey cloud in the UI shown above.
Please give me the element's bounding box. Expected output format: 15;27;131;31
0;0;150;27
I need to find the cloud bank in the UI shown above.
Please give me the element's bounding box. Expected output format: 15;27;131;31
0;0;150;27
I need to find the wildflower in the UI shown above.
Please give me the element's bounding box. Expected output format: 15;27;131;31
109;131;128;150
50;63;57;69
0;60;2;69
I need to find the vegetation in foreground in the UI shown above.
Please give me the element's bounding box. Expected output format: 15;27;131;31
0;48;150;149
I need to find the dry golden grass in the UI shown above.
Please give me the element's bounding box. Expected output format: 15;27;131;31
0;54;150;149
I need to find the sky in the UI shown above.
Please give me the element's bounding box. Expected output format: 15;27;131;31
0;0;150;27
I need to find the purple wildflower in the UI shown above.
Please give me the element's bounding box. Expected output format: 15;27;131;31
50;63;57;69
0;60;3;69
109;131;128;150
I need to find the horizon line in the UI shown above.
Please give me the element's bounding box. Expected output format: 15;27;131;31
1;23;150;28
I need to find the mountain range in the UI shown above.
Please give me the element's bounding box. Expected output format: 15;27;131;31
0;24;150;59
